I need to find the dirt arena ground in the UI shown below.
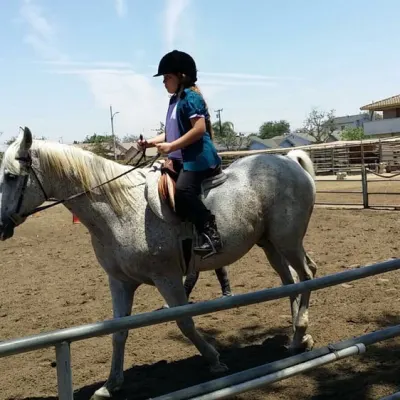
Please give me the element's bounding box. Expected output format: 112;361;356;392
0;182;400;399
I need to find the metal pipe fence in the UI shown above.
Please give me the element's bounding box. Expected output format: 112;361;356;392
314;166;400;209
1;258;400;399
183;344;367;400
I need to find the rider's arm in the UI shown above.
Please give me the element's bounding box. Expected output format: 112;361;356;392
145;133;166;147
169;117;205;151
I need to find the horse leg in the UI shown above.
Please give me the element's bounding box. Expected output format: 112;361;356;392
215;267;233;297
184;267;232;300
279;246;317;353
94;276;138;398
161;270;199;309
260;240;300;337
183;270;200;300
152;272;228;374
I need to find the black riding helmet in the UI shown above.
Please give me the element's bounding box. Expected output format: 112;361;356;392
153;50;197;83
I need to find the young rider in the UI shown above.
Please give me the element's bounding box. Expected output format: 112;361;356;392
138;50;222;256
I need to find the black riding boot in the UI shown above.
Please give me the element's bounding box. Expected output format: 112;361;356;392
194;215;223;257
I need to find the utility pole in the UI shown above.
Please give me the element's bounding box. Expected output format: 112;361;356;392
215;108;223;135
110;105;120;160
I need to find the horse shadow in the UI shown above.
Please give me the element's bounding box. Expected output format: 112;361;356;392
17;325;291;400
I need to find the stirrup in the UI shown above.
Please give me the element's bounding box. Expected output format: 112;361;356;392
194;233;220;260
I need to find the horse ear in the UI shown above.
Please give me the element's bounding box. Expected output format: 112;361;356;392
19;127;33;152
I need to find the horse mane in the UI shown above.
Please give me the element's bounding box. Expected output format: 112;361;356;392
3;139;139;216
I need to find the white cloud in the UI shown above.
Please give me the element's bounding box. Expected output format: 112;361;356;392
164;0;190;50
37;60;133;69
200;72;302;81
200;80;278;87
53;66;281;87
51;68;135;75
114;0;127;18
148;64;300;84
19;0;67;61
78;69;168;137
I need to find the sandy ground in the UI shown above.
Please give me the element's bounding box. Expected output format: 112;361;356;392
0;192;400;399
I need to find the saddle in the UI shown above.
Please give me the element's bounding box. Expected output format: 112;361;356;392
143;159;227;225
157;159;228;212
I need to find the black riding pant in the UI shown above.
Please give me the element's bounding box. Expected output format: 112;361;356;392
172;159;217;231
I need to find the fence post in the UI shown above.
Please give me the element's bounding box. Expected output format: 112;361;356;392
361;166;369;209
55;341;74;400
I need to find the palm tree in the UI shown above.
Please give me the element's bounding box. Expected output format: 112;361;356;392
212;121;235;138
211;121;249;151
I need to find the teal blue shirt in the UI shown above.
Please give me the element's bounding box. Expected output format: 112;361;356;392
172;88;221;171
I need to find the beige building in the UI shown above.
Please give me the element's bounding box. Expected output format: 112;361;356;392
361;94;400;138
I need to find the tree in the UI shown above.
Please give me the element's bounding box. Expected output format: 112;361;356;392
81;133;116;159
300;108;336;143
122;134;139;142
341;127;365;141
83;133;117;144
212;121;249;151
258;120;290;139
156;121;165;135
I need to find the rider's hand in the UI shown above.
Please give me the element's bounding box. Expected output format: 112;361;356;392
137;138;149;151
155;142;173;155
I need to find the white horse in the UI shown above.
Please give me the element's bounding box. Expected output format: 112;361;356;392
0;127;317;398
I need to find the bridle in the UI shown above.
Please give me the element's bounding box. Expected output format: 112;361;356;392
7;138;160;228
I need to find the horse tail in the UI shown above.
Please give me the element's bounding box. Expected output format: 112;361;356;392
286;149;315;180
158;173;176;210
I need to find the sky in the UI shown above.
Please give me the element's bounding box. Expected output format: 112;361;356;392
1;0;400;144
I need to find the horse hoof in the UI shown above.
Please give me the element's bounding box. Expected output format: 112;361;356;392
92;386;111;399
288;334;314;354
92;384;120;399
210;362;229;374
301;334;315;351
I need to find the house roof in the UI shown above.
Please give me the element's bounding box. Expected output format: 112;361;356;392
284;134;315;146
249;133;317;148
248;136;280;148
360;94;400;111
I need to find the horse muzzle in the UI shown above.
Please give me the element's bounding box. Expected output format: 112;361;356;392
0;221;15;241
0;214;24;241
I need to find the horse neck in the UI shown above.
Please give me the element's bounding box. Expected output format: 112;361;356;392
39;148;137;235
